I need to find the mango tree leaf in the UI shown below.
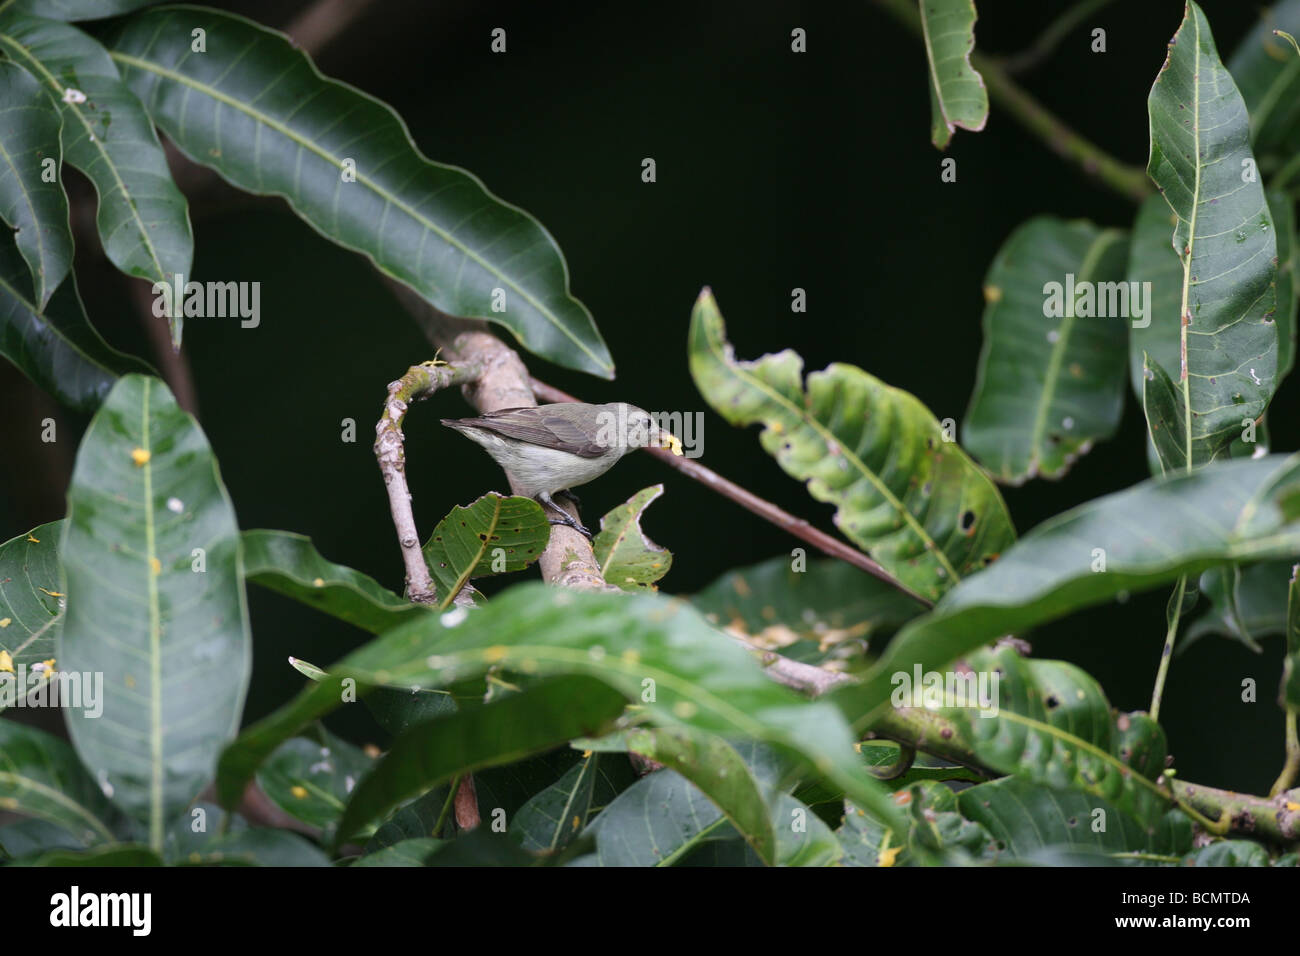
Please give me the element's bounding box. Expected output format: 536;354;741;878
173;829;330;867
1186;560;1293;649
19;844;161;865
256;729;375;832
1227;0;1300;179
1143;0;1279;467
1284;563;1299;710
1268;190;1297;383
689;289;1015;604
0;227;150;410
511;750;634;854
352;838;442;866
60;374;250;852
423;493;550;610
0;720;126;845
1126;195;1184;402
5;1;161;20
1183;841;1275;866
366;787;453;849
0;818;83;858
691;555;921;666
919;0;987;149
105;6;613;377
243;529;431;633
593;484;671;591
215;583;907;838
964;219;1130;483
958;775;1194;864
624;727;776;865
0;521;63;702
0;59;71;307
334;675;627;845
936;647;1171;828
0;9;192;344
835;454;1300;732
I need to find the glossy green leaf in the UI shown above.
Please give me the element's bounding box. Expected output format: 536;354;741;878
689;288;1015;604
1126;195;1184;403
1227;0;1300;179
352;838;442;866
216;583;906;838
511;750;634;854
0;818;82;858
105;6;612;377
0;520;63;706
593;484;672;591
919;0;987;149
0;9;192;341
19;844;161;865
964;219;1130;483
1183;841;1274;866
334;675;626;844
837;454;1300;731
938;647;1171;827
1143;0;1279;467
690;555;921;666
173;829;330;866
958;776;1194;864
4;1;161;20
257;729;375;832
0;227;150;410
624;727;776;864
60;374;250;851
423;493;550;610
366;787;453;849
1186;560;1293;650
0;59;71;307
243;529;431;633
0;719;125;845
1268;190;1297;382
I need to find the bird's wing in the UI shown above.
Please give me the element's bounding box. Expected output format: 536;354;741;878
447;407;610;458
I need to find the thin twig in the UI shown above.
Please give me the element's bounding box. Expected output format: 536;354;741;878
1000;0;1120;75
528;377;934;608
871;0;1151;203
1149;573;1187;722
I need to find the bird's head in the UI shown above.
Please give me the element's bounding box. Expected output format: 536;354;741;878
598;403;682;455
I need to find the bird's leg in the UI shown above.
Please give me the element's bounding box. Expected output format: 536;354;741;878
556;488;581;506
537;491;594;540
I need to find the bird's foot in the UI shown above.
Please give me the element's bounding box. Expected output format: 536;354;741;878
548;515;594;540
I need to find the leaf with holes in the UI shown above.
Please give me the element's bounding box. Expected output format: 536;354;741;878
60;374;250;852
104;6;612;376
964;218;1130;483
593;485;671;591
422;493;549;610
689;288;1015;604
919;0;987;149
0;10;192;343
1143;0;1279;468
834;454;1300;733
0;59;72;307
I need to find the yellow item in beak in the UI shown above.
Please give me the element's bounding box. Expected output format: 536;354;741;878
663;433;684;456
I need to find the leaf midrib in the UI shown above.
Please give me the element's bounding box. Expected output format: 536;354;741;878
138;379;164;852
107;46;608;372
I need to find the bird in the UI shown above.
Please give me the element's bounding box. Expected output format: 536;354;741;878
441;402;681;538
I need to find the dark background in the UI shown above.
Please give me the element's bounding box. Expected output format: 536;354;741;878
1;0;1294;795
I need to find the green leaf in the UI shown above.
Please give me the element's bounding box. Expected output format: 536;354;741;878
18;844;161;865
423;493;550;610
366;787;453;849
173;829;330;866
1268;190;1297;383
105;6;613;377
216;583;906;839
957;776;1194;865
1283;563;1300;710
919;0;987;149
624;727;777;865
0;59;71;307
836;454;1300;731
689;288;1015;604
1186;560;1293;650
690;555;921;666
1227;0;1300;178
1126;194;1184;405
1141;355;1191;474
511;750;634;854
334;675;626;845
242;529;432;633
593;484;671;591
0;520;63;704
5;1;161;20
0;226;150;410
937;647;1171;827
352;838;443;866
1143;0;1279;467
60;374;250;852
964;219;1130;483
0;818;83;858
1182;841;1273;866
256;729;375;832
0;720;126;845
0;9;192;342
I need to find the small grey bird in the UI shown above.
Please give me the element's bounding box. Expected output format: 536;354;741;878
442;402;679;538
